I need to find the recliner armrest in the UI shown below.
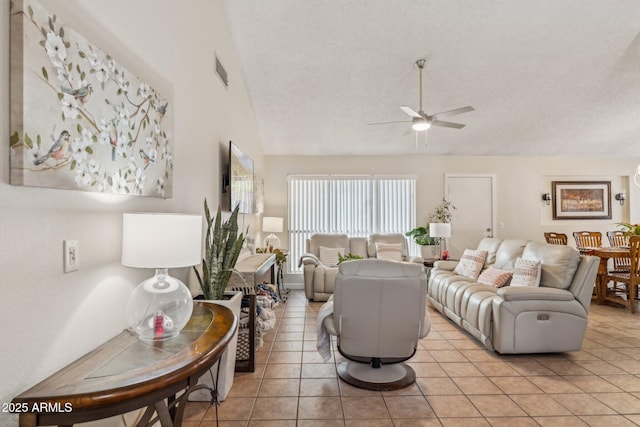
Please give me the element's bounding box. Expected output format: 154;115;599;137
497;286;574;302
433;260;458;271
299;253;321;268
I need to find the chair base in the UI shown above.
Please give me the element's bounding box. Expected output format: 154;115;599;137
336;361;416;391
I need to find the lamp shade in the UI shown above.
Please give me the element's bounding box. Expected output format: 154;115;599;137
122;213;202;342
122;213;202;268
429;223;451;238
262;217;283;233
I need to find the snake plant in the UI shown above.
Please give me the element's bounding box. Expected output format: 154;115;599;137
193;199;247;300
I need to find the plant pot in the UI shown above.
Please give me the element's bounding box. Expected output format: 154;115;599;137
420;245;438;261
189;290;242;402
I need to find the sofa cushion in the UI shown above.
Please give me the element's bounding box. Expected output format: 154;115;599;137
349;237;369;258
493;239;529;271
319;246;345;267
375;242;403;261
478;267;513;288
454;249;488;279
511;258;542;287
522;241;581;289
477;238;504;267
367;233;408;258
308;234;350;256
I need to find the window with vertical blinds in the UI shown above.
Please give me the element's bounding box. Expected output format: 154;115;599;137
287;175;416;273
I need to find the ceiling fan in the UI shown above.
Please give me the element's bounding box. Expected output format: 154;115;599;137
369;59;474;137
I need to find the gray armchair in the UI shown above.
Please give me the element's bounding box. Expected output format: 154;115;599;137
299;234;368;301
321;259;430;391
299;233;418;301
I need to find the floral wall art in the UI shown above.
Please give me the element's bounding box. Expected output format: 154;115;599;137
9;0;173;197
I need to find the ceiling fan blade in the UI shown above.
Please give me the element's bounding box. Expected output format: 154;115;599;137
367;120;410;126
431;120;465;129
399;106;422;118
432;106;474;119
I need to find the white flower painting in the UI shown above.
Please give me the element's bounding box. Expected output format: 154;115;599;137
10;0;173;198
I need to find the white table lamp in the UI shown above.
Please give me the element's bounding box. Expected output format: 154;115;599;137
429;223;452;259
122;213;202;341
262;217;283;248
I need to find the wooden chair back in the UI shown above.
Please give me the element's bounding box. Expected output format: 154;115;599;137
608;231;631;272
544;232;568;245
626;235;639;312
604;235;639;313
573;231;602;253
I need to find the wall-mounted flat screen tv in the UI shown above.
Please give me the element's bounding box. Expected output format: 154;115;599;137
229;141;254;214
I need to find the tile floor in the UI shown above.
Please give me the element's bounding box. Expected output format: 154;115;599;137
183;290;640;426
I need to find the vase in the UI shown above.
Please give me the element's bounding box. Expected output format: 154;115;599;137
189;290;242;402
420;245;438;261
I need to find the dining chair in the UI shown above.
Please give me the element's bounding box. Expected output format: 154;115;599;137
607;231;631;272
544;232;568;245
573;231;602;255
604;235;639;313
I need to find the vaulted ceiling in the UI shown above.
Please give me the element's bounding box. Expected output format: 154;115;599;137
224;1;640;157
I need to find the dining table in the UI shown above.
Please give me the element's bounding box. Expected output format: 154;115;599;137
589;246;631;306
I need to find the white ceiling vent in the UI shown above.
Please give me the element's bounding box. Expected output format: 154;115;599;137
215;54;228;87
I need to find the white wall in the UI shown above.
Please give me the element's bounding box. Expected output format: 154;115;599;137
0;1;263;424
264;155;640;259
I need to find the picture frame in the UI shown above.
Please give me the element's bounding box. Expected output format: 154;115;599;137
552;181;611;220
10;0;173;198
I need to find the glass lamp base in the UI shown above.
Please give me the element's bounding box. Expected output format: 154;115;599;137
126;268;193;342
264;234;281;249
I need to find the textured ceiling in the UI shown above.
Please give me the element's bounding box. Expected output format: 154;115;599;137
224;0;640;156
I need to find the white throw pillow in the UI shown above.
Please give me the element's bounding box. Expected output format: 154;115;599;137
375;242;403;261
319;246;345;267
511;258;542;287
454;249;488;279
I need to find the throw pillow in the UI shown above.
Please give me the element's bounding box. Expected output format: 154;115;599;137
319;246;345;267
453;249;488;279
511;258;542;287
375;242;403;261
477;267;513;288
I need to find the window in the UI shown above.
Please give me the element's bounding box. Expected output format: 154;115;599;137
287;175;416;273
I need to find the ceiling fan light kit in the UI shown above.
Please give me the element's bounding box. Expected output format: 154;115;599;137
412;118;430;131
369;58;474;144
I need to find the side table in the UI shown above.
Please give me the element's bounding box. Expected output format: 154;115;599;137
11;302;236;427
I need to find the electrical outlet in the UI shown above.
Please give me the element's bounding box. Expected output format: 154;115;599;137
63;240;80;273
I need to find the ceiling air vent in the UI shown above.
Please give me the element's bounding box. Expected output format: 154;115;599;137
215;54;229;87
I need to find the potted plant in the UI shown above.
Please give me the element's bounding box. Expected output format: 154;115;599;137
191;199;247;402
193;199;246;300
406;199;456;260
618;222;640;236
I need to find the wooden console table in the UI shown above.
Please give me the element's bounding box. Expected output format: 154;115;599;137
11;302;236;427
227;253;276;372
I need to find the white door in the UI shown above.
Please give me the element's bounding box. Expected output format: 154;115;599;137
445;174;496;258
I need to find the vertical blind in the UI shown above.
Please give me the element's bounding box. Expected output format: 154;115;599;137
287;175;416;273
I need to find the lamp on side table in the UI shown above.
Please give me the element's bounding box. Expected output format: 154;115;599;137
122;213;202;342
263;216;283;248
429;223;451;260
